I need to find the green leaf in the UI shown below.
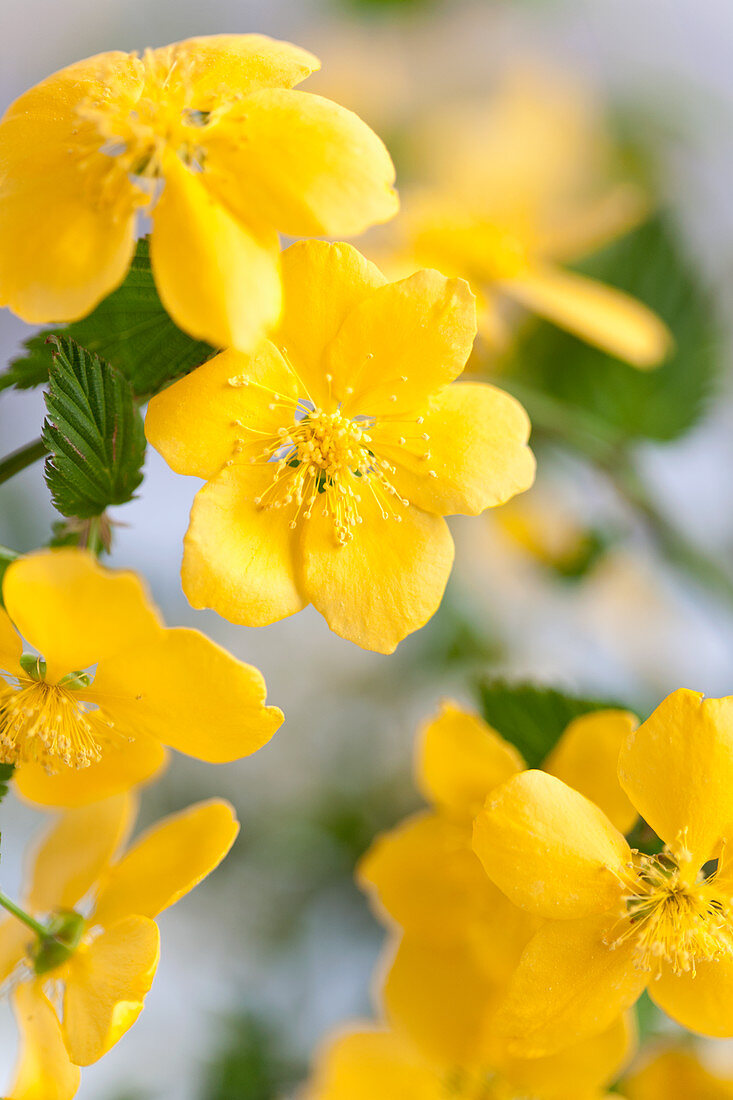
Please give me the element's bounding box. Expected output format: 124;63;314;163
42;336;146;519
0;764;14;805
4;239;215;399
505;214;720;444
475;679;627;769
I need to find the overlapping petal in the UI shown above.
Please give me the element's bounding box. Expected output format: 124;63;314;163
623;1049;733;1100
649;956;733;1038
308;1027;442;1100
93;799;238;926
63;915;160;1065
472;770;630;919
167;34;319;99
9;982;80;1100
0;606;23;674
300;493;454;653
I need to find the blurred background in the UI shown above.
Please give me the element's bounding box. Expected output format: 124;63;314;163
2;0;733;1095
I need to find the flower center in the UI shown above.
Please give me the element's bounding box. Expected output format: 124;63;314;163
228;369;436;546
0;671;117;772
612;852;733;975
75;47;216;203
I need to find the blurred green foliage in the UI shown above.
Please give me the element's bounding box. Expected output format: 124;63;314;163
202;1013;304;1100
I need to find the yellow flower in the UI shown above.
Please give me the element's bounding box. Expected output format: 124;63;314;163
0;548;282;806
394;68;670;366
2;793;238;1096
472;689;733;1056
146;240;535;652
622;1047;733;1099
0;35;398;350
359;700;638;948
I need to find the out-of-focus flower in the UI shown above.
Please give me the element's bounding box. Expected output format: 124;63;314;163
473;689;733;1056
2;794;238;1095
359;700;637;950
494;486;610;579
0;548;282;806
623;1047;733;1099
387;68;671;366
146;240;535;653
0;35;398;350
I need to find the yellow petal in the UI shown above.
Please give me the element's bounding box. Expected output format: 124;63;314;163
308;1026;442;1100
63;914;160;1065
151;153;281;351
0;53;139;323
14;735;167;808
275;240;386;409
2;550;162;682
323;269;476;416
545;710;639;836
0;918;33;984
27;793;135;913
472;770;630;919
145;343;298;480
383;935;500;1067
300;494;454;653
0;605;23;674
377;381;535;517
182;464;305;626
649;955;733;1038
494;913;648;1057
499;1012;636;1100
502;264;672;368
618;689;733;871
92;626;282;761
416;701;524;820
9;982;80;1100
165;34;319;98
358;812;498;942
205;88;398;238
93;799;238;927
623;1049;733;1100
536;184;649;262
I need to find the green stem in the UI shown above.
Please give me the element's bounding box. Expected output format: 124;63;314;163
0;438;46;486
0;890;47;939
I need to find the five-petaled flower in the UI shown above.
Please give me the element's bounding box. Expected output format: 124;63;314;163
1;794;238;1096
472;689;733;1055
0;34;398;350
0;548;282;806
145;239;536;653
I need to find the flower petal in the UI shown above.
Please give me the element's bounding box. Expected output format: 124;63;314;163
274;240;386;409
27;793;135;914
14;736;167;808
165;34;319;98
0;53;139;323
309;1027;443;1100
324;270;476;416
618;689;733;870
181;464;305;627
92;799;238;927
623;1048;733;1100
2;550;162;682
63;915;160;1065
145;343;298;480
0;606;23;674
206;88;398;238
416;701;524;820
502;264;671;368
650;956;733;1038
499;1012;636;1100
472;770;630;919
377;381;535;517
545;710;639;836
494;914;648;1057
300;494;454;653
358;812;498;942
93;628;282;762
151;153;281;351
383;935;500;1067
0;918;32;984
9;982;80;1100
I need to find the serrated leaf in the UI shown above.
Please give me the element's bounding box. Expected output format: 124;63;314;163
475;678;626;769
4;239;215;398
504;214;719;444
42;336;146;519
